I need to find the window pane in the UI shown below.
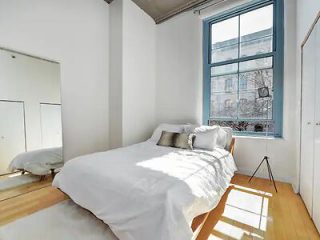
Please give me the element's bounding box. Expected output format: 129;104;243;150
209;119;275;135
211;92;237;118
211;74;238;93
240;5;273;57
211;63;238;77
240;36;273;57
211;16;239;63
239;68;273;91
239;57;272;72
239;91;273;119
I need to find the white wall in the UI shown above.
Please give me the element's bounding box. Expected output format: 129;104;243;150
296;0;320;45
0;0;110;160
295;1;320;191
109;0;123;149
109;0;156;148
156;13;202;125
0;49;60;151
122;0;156;146
155;0;298;186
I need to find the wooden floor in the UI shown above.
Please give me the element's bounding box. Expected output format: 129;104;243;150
0;174;319;240
196;174;320;240
0;175;52;201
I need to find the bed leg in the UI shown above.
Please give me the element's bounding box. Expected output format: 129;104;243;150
39;175;45;181
50;169;56;179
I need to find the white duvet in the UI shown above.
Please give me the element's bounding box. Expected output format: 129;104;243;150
9;147;63;175
53;140;237;240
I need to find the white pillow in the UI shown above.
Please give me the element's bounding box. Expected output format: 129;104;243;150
150;124;187;142
216;127;228;149
183;124;200;134
193;126;220;151
221;127;233;150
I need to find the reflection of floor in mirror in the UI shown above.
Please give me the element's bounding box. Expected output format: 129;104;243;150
0;174;40;191
0;172;22;179
0;174;318;240
0;174;52;201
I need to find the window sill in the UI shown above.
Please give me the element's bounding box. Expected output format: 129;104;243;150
233;134;283;140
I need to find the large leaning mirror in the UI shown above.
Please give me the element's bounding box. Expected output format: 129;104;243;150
0;48;62;200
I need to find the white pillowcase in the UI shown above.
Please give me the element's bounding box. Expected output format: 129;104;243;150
150;124;187;142
193;125;230;151
221;127;233;150
216;127;228;149
183;124;200;134
193;126;220;151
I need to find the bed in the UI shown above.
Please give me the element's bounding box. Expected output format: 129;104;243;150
9;147;63;178
53;125;237;240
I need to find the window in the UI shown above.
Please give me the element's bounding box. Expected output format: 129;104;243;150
224;99;233;109
203;0;284;137
239;77;247;90
225;78;233;92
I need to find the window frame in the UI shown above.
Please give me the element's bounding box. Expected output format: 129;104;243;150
203;0;284;137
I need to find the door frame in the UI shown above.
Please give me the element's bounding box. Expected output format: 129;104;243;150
299;11;320;193
39;102;62;148
0;99;27;176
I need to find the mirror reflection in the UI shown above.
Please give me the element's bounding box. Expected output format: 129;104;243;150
0;48;62;199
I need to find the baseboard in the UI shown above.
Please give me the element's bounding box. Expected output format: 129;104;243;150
236;168;294;186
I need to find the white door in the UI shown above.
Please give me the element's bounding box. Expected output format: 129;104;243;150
0;101;26;174
312;19;320;231
40;104;62;148
300;26;316;216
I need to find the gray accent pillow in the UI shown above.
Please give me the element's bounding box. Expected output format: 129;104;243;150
173;133;195;150
157;131;177;147
157;131;195;150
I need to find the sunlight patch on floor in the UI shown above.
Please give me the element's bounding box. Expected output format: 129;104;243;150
208;235;223;240
213;220;265;239
210;184;272;239
231;184;273;197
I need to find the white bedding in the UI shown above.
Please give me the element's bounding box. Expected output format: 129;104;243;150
9;147;63;175
53;140;237;240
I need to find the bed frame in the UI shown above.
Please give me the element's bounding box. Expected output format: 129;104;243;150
229;137;235;156
192;137;236;239
18;168;56;181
